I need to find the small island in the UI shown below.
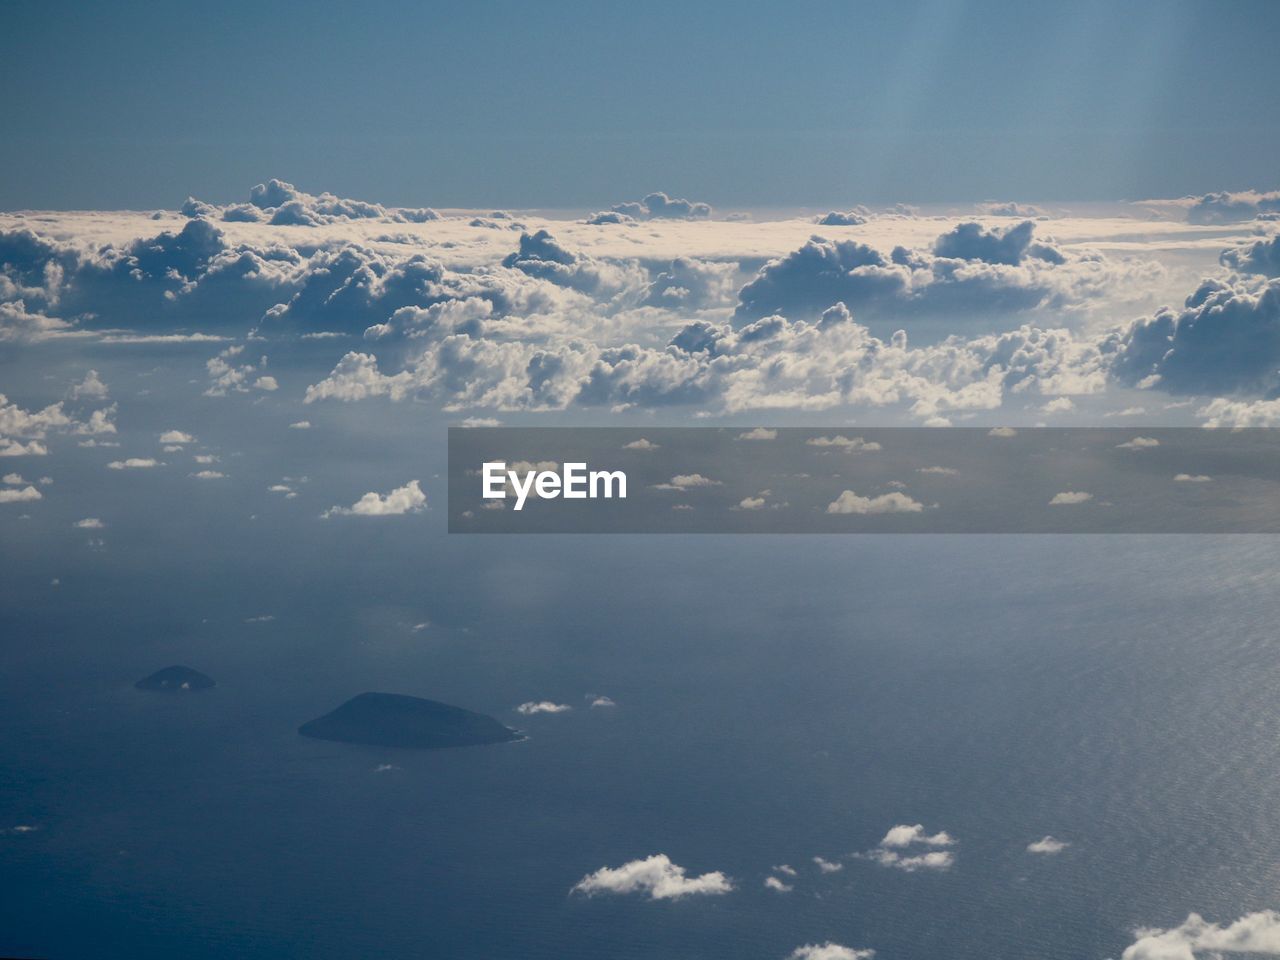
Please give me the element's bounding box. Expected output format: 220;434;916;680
135;665;216;691
298;692;522;749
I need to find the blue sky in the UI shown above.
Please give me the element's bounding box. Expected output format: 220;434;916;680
4;0;1279;209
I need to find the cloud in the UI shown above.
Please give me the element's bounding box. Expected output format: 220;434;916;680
812;856;843;874
74;517;104;528
0;485;41;503
107;458;162;470
611;192;712;220
322;480;425;517
1121;911;1280;960
190;470;226;479
1221;234;1280;278
1175;473;1213;483
917;466;958;475
988;426;1017;437
816;210;869;226
786;945;876;960
515;701;571;715
653;474;722;490
737;496;766;510
1048;491;1092;505
623;438;659;451
826;490;924;515
159;430;195;444
70;370;108;399
1026;836;1068;855
589;696;616;708
571;854;732;900
738;427;777;440
1110;277;1280;396
1116;436;1159;449
764;876;793;893
1184;190;1280;224
806;435;881;451
288;420;311;429
858;824;956;872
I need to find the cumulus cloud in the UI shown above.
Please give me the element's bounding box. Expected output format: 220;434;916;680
1026;836;1068;855
515;701;571;715
858;824;956;872
322;480;425;517
610;192;712;220
806;435;880;451
159;430;195;444
1116;436;1159;449
826;490;924;515
623;438;659;450
74;517;105;529
571;854;732;900
69;370;108;399
816;209;869;226
1048;491;1093;505
653;474;722;490
1175;473;1213;483
988;426;1017;437
1221;234;1280;278
0;485;41;503
786;945;876;960
812;856;843;873
764;876;793;893
107;458;162;470
1110;277;1280;396
1121;911;1280;960
1183;190;1280;225
738;427;777;440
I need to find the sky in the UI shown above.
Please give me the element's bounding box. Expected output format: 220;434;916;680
6;4;1280;958
4;0;1280;209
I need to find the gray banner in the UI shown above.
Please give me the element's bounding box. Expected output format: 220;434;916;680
447;427;1280;533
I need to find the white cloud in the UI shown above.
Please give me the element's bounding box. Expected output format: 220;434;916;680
764;876;793;893
653;474;721;490
289;420;311;429
738;427;778;440
826;490;924;515
70;370;109;399
786;944;876;960
1121;911;1280;960
74;517;104;529
191;470;226;479
159;430;195;444
107;458;162;470
515;701;571;715
1116;436;1159;449
859;824;956;872
773;864;797;877
1041;396;1074;413
988;426;1017;437
1026;836;1068;855
917;466;958;475
812;856;843;873
806;435;881;451
0;485;41;503
571;854;732;900
623;438;659;450
322;480;425;518
1175;473;1213;483
2;472;25;485
738;496;767;510
589;696;616;708
1048;491;1093;505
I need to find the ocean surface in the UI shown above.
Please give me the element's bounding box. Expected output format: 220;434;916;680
3;522;1280;959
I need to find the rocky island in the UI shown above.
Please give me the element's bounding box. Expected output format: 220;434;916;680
135;665;216;691
298;692;522;749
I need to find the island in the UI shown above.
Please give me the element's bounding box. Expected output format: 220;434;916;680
135;665;216;691
298;692;522;749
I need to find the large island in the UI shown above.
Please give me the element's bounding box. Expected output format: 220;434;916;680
298;692;522;749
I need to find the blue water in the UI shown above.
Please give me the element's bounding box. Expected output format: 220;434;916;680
4;525;1280;959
